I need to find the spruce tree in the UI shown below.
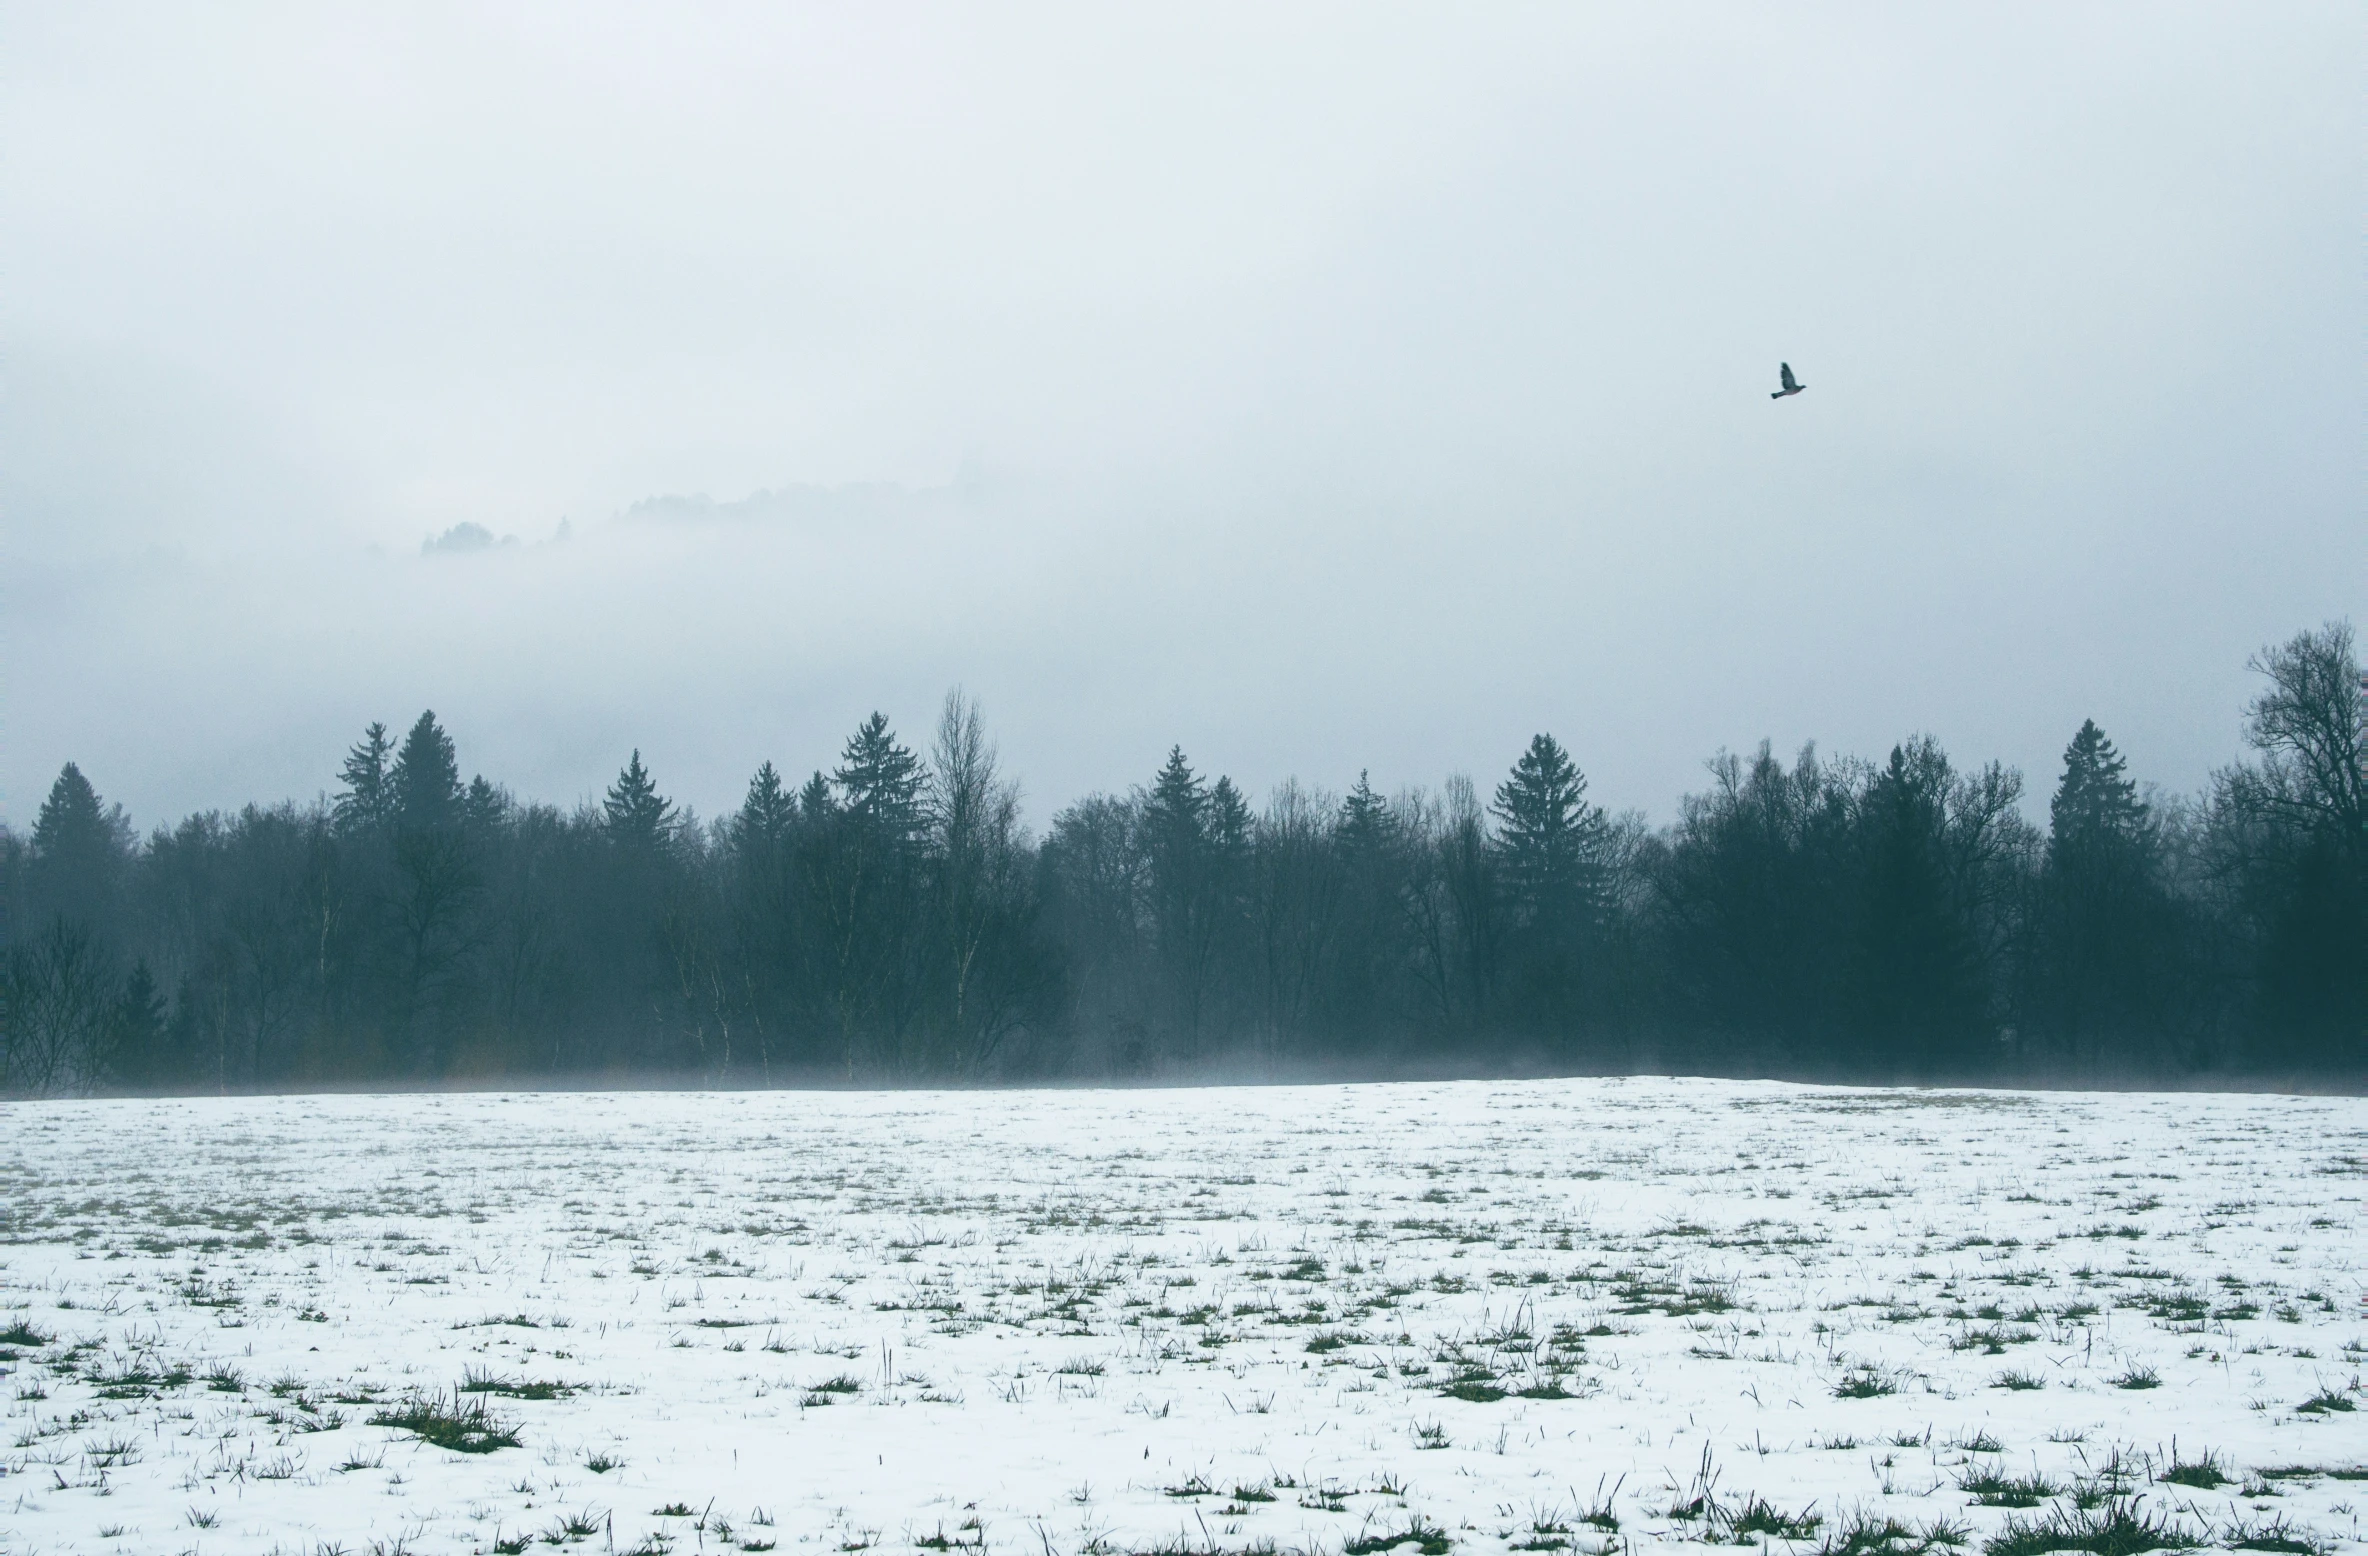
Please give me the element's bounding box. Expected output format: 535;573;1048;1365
31;763;110;867
799;769;837;822
29;762;128;934
832;715;925;846
1208;775;1252;860
462;775;509;834
1143;747;1209;865
389;712;463;832
333;722;396;833
603;750;678;846
2036;720;2164;1063
1489;734;1604;922
2048;719;2146;865
736;761;798;850
1338;770;1391;857
1854;741;1982;1063
112;960;171;1083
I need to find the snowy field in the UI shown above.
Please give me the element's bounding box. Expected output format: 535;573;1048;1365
2;1079;2364;1556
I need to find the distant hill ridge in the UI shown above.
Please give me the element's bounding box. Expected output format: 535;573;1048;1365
623;479;974;526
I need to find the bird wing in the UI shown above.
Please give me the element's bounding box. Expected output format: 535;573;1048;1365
1779;362;1797;390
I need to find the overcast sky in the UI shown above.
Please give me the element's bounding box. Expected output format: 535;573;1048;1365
5;4;2358;835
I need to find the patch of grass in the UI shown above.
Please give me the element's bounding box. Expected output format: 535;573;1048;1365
1992;1368;2046;1391
2223;1514;2325;1555
2158;1448;2227;1488
368;1391;522;1453
88;1357;194;1397
1956;1467;2060;1508
583;1450;625;1473
1981;1499;2199;1556
1343;1515;1451;1556
2294;1389;2354;1415
1438;1376;1507;1402
554;1507;607;1540
1729;1495;1822;1540
0;1320;52;1348
461;1366;571;1399
1833;1366;1897;1399
2107;1366;2159;1390
1817;1513;1968;1556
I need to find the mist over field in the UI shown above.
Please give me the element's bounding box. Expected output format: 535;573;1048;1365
4;5;2359;832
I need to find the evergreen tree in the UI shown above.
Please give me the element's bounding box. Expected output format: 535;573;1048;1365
333;722;396;833
1853;741;1983;1066
463;775;509;835
2049;720;2146;864
2030;720;2166;1065
390;712;463;832
1141;748;1215;1051
603;750;678;847
1490;735;1604;924
735;761;798;851
799;770;838;823
1209;776;1252;861
833;714;925;846
1338;770;1391;857
1143;748;1209;867
111;960;172;1084
29;762;129;935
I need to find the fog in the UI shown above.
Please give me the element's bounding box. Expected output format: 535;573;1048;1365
5;4;2356;832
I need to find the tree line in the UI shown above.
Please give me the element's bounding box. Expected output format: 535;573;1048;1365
3;622;2360;1095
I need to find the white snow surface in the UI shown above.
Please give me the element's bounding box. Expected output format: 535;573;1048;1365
2;1077;2365;1556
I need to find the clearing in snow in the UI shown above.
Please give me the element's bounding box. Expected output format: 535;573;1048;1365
1;1077;2364;1555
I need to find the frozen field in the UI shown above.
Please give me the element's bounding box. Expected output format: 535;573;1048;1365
2;1078;2364;1556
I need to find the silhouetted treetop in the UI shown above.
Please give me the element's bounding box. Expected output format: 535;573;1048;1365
603;749;678;846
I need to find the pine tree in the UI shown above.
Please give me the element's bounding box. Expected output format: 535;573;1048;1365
735;761;798;850
32;763;109;865
832;714;924;846
2035;720;2164;1063
462;775;509;834
1141;748;1214;1054
112;960;171;1083
2048;719;2146;865
389;712;463;832
799;770;838;822
1208;775;1252;860
1854;741;1982;1062
603;750;678;847
1143;747;1209;866
1338;770;1391;857
29;762;129;933
1489;734;1604;922
333;722;396;833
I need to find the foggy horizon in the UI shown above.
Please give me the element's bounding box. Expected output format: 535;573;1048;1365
6;5;2359;835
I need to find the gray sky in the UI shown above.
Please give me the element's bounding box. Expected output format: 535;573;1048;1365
5;4;2358;834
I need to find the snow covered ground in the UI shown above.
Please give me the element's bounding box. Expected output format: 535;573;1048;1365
2;1078;2364;1556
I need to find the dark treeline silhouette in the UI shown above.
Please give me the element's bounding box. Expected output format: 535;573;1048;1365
3;623;2360;1095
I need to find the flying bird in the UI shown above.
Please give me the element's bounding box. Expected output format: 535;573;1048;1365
1771;362;1805;400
